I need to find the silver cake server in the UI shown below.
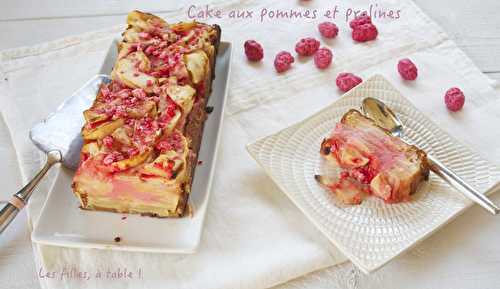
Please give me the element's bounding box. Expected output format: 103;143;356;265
0;39;119;234
0;75;111;234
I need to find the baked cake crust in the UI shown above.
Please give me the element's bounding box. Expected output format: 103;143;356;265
72;11;221;217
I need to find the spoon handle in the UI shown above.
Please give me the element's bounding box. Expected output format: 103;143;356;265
427;154;499;215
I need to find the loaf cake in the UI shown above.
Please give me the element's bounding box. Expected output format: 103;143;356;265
317;109;429;204
72;11;221;217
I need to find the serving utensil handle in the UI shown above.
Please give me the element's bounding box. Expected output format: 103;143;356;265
427;154;499;215
0;150;61;234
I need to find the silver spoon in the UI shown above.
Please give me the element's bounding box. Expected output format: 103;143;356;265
362;97;499;215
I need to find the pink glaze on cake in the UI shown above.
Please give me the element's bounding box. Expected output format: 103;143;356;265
109;179;161;203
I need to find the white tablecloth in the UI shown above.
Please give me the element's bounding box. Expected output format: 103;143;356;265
1;1;500;288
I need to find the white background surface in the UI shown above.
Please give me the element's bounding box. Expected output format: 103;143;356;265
1;1;500;289
0;0;499;80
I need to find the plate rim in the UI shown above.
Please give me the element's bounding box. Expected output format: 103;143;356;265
31;41;233;253
246;74;500;273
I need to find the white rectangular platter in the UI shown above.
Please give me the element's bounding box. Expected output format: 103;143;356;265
247;75;500;273
31;41;232;253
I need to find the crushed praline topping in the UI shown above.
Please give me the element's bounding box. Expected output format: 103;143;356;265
79;18;218;175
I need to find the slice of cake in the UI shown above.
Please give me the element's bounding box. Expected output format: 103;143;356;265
72;11;221;217
318;109;429;204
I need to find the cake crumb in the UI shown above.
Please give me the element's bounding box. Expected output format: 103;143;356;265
197;160;203;165
205;106;214;114
121;216;127;220
114;236;121;243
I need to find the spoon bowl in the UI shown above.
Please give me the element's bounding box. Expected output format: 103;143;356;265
362;97;403;138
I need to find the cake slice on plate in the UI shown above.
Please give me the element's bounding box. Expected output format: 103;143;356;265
318;109;429;204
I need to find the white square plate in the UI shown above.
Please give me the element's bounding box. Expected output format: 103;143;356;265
31;41;232;253
247;75;500;273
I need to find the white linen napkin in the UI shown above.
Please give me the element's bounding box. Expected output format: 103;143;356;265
1;0;500;289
